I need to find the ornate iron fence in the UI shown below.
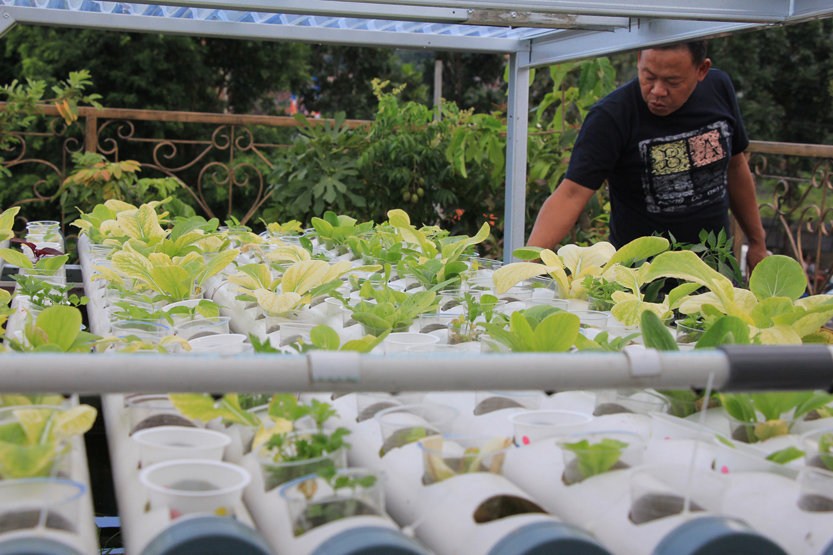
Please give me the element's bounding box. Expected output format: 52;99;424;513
0;104;369;230
747;140;833;295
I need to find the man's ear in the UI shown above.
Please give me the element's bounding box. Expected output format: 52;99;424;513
696;58;712;81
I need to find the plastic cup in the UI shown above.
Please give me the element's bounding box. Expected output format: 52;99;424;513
0;479;85;533
798;467;833;512
509;410;593;446
276;322;318;347
17;267;66;287
418;313;457;334
132;426;231;467
355;393;404;422
498;286;533;302
569;310;610;330
280;468;384;536
593;389;670;416
174;317;231;341
800;428;833;472
258;437;348;492
0;406;72;479
111;321;172;341
418;434;513;485
437;289;471;312
264;309;317;336
558;431;646;485
629;465;727;524
324;297;345;316
187;334;249;354
124;394;196;435
675;321;705;345
140;459;250;517
374;404;459;455
586;295;615;312
384;332;439;354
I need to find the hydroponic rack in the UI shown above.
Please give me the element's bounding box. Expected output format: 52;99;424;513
1;0;832;260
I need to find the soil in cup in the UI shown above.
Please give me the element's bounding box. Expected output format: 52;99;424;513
474;397;524;415
798;494;833;512
593;403;633;416
562;459;630;485
629;494;704;524
419;323;447;333
131;414;196;434
379;426;437;457
0;510;74;534
357;402;398;422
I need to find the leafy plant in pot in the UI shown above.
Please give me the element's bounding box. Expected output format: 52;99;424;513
447;292;501;345
349;290;438;336
2;305;99;354
282;466;381;536
0;244;68;285
0;403;97;479
257;395;351;492
720;392;833;443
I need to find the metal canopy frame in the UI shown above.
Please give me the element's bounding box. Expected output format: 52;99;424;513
1;0;832;261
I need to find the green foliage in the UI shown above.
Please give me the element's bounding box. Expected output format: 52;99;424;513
480;309;578;353
560;438;628;480
820;433;833;472
349;290;438;336
765;447;805;465
268;115;368;223
669;229;742;283
11;275;88;309
2;305;99;353
168;393;260;427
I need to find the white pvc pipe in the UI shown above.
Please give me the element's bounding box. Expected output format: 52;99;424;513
0;351;731;394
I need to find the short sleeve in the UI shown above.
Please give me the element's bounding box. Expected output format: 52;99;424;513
722;73;749;156
565;105;626;191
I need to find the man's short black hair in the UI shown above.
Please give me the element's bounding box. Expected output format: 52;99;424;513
654;40;708;66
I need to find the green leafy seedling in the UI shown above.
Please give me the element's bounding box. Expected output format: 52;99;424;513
560;438;629;480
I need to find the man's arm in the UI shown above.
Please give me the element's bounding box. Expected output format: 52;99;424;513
527;179;597;249
727;153;768;273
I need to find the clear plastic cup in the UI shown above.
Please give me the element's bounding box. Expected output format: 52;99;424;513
569;310;610;330
405;343;469;354
800;428;833;472
132;426;231;467
509;410;593;446
375;404;459;456
264;309;317;336
17;267;66;287
258;437;348;493
356;393;404;423
0;478;85;533
140;459;250;517
124;394;196;435
798;467;833;512
187;334;249;354
417;313;457;334
280;468;384;536
0;406;72;479
558;431;646;485
384;332;439;354
629;465;727;524
418;434;513;484
498;286;533;302
675;321;705;345
174;317;231;341
110;321;172;341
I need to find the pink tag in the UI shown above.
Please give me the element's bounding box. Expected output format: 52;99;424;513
664;436;670;440
522;436;530;445
721;466;729;474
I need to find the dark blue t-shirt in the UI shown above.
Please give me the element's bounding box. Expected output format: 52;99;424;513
565;69;749;248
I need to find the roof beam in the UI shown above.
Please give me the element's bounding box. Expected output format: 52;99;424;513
465;11;628;30
325;0;792;23
526;18;766;68
107;0;469;24
0;5;525;53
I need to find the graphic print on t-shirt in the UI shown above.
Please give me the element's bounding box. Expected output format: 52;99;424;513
639;121;731;214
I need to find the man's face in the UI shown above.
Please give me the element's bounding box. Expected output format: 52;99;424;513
637;48;711;116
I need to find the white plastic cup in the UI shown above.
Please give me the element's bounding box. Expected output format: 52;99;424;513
0;478;85;533
132;427;231;467
139;459;250;518
629;465;727;524
374;404;459;450
187;334;248;354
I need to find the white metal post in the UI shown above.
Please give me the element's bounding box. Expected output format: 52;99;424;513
504;50;530;263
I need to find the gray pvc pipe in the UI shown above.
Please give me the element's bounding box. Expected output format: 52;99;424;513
0;351;732;394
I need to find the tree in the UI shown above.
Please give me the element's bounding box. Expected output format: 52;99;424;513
298;45;427;119
423;52;506;113
1;26;310;114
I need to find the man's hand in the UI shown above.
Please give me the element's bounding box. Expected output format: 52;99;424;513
746;243;768;275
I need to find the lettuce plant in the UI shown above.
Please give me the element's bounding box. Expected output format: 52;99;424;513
720;392;833;443
0;246;67;271
0;206;19;242
560;438;629;481
479;308;579;352
312;211;374;254
819;433;833;472
494;236;669;299
643;252;833;344
349;290;437;336
251;325;389;354
0;404;97;479
2;305;99;353
386;209;490;263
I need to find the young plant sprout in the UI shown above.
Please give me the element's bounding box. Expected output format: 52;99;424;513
559;438;629;484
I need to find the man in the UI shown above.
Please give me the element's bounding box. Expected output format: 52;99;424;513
527;41;767;272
